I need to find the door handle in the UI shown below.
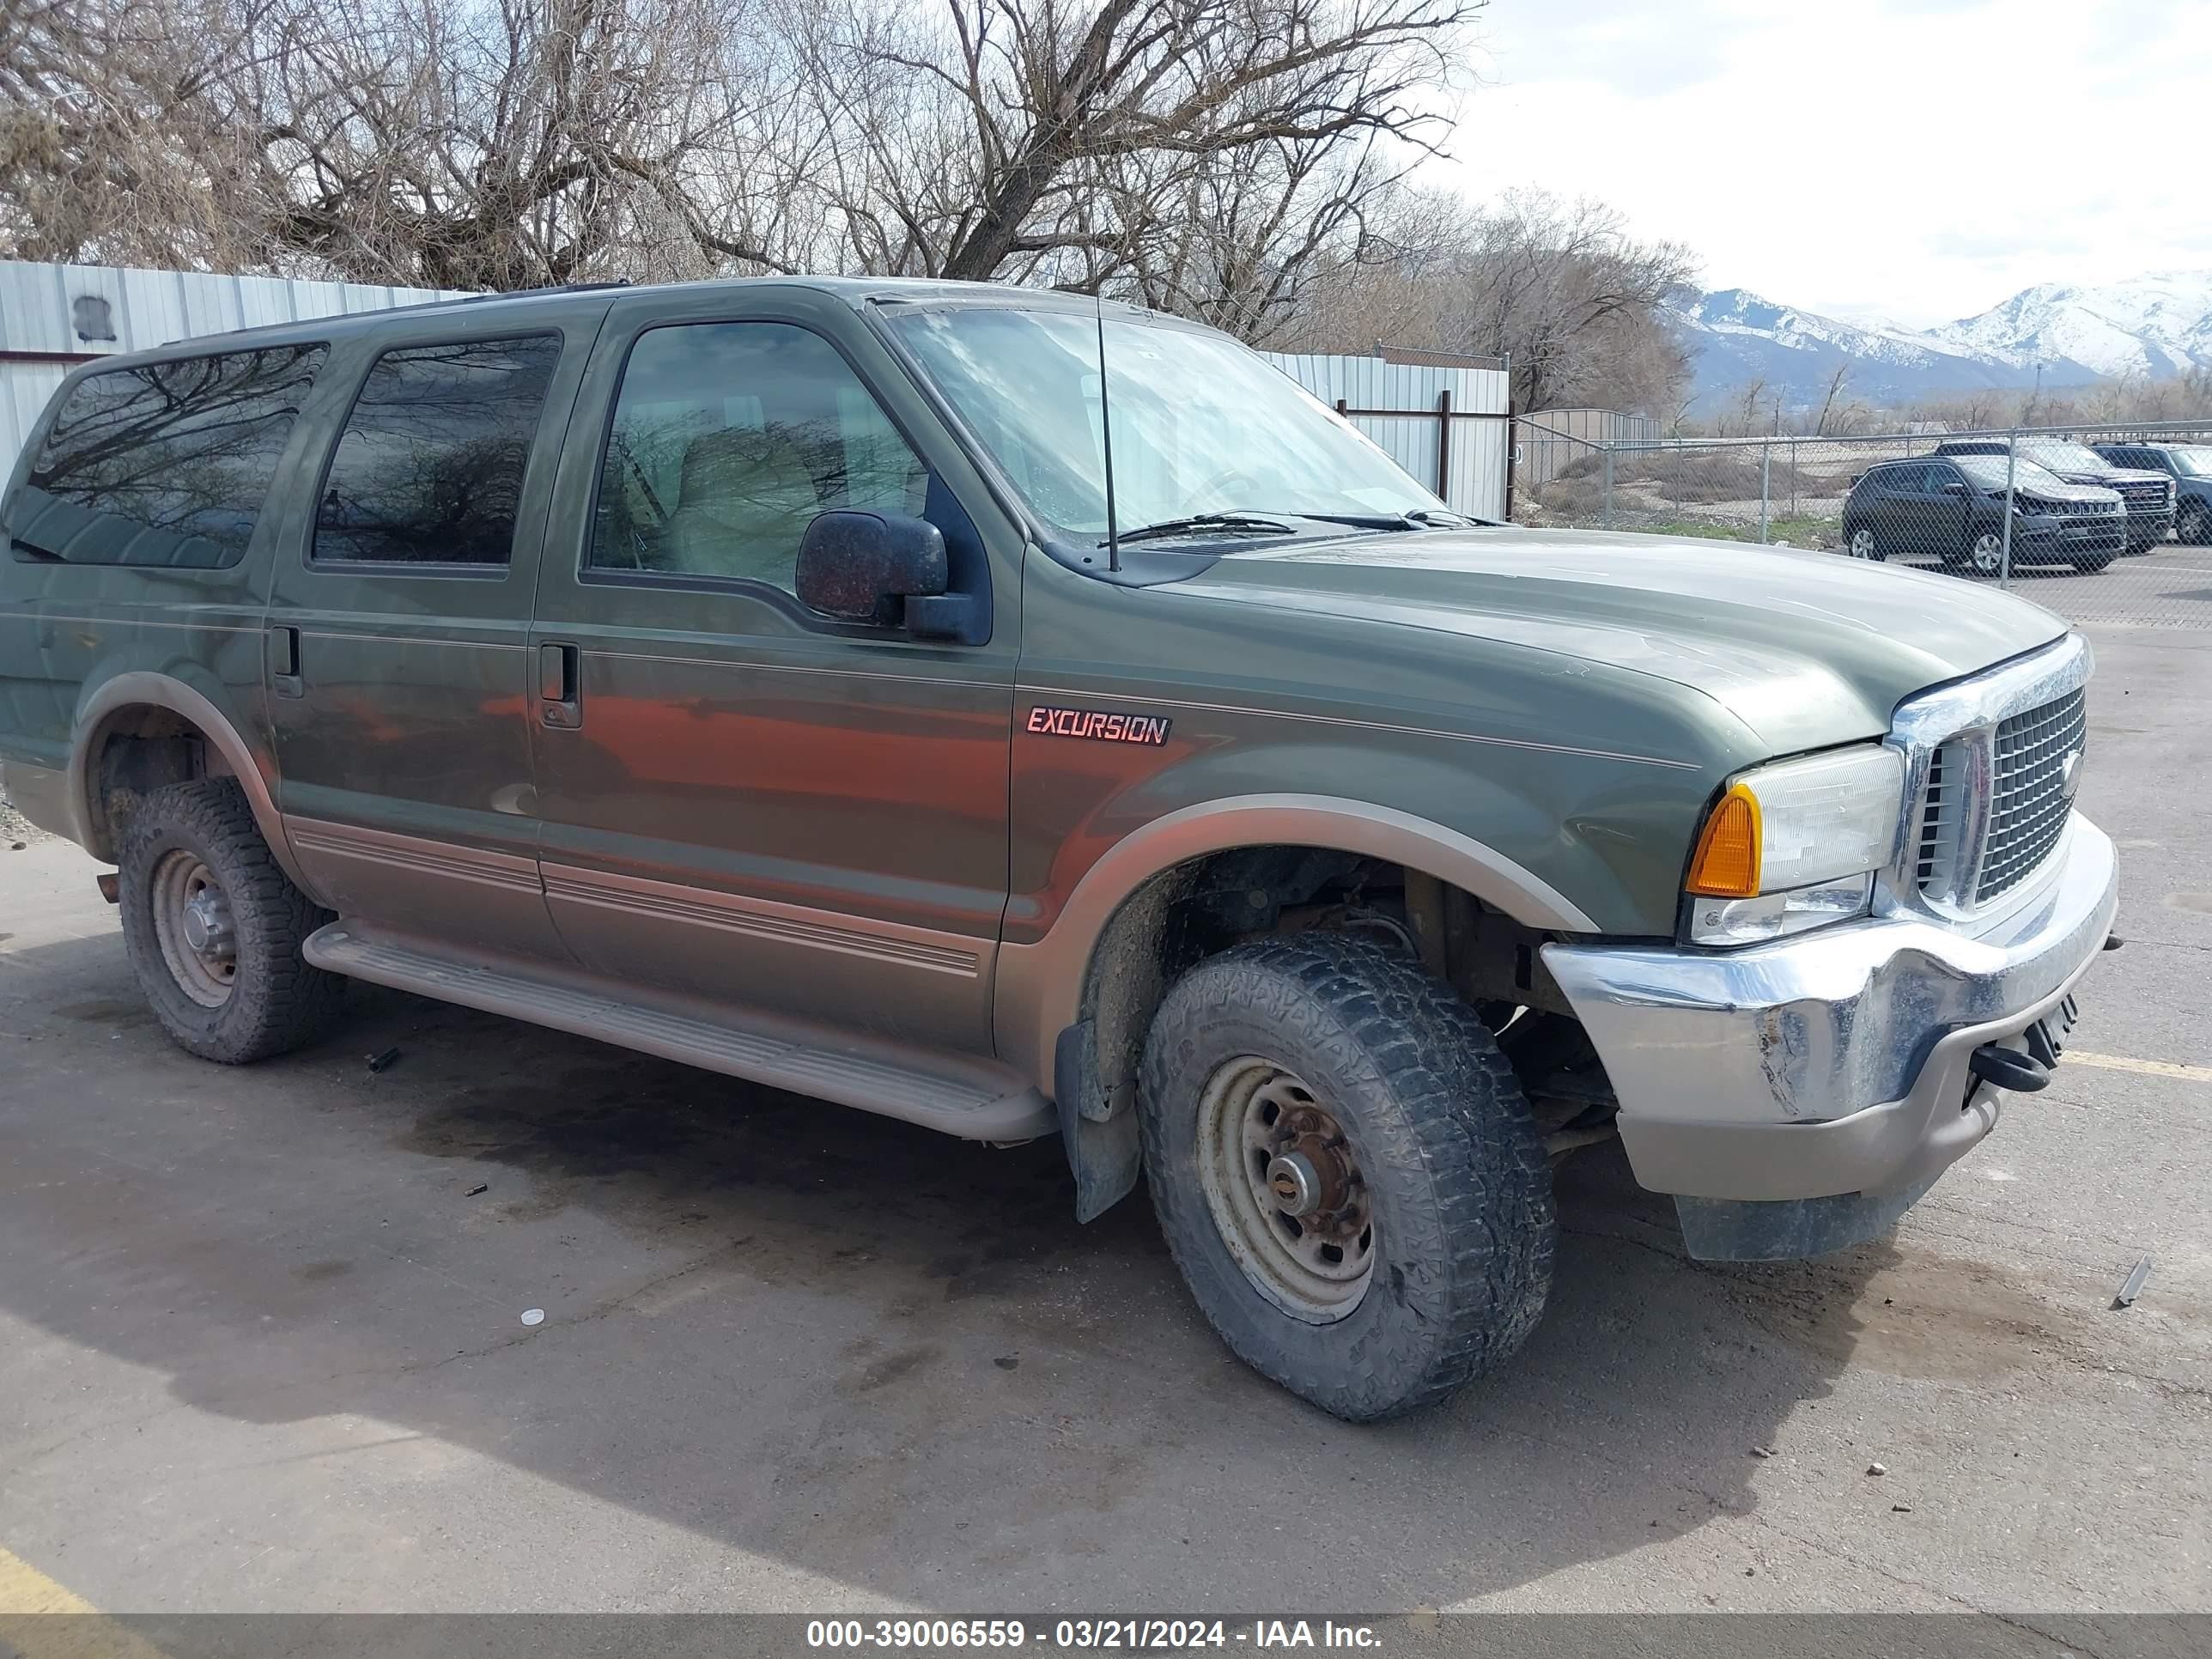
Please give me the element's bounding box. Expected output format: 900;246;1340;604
538;641;581;729
270;626;303;700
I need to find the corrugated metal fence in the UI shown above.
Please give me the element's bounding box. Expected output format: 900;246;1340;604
0;259;463;476
1263;352;1512;520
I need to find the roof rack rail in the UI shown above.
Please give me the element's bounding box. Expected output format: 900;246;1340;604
450;278;634;304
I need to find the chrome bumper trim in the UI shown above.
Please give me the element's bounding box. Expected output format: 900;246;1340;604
1542;812;2118;1201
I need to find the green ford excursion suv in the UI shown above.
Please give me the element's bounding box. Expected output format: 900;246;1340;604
0;279;2118;1420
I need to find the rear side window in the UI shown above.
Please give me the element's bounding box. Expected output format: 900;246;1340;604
313;335;562;567
14;345;326;568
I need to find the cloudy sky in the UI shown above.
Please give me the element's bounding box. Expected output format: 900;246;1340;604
1442;0;2210;326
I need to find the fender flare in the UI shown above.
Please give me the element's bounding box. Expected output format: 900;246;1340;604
994;793;1600;1093
70;671;311;891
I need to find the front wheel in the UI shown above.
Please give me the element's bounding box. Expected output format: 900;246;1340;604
2179;502;2210;546
1138;934;1554;1421
1966;529;2008;577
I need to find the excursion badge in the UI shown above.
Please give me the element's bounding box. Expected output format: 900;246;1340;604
1025;705;1172;745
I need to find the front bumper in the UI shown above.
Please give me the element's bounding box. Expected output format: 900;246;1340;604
1542;812;2118;1211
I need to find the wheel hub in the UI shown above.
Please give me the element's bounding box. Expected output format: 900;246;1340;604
180;888;235;962
148;849;239;1008
1195;1057;1376;1323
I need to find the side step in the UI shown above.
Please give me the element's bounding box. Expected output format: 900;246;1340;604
305;922;1056;1142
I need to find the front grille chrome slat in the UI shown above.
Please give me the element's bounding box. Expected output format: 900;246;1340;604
1910;686;2085;912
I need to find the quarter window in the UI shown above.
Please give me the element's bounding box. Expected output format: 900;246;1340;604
313;335;562;566
15;345;326;568
590;322;927;592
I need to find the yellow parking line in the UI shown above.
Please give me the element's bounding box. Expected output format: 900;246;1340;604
0;1545;169;1658
2067;1049;2212;1084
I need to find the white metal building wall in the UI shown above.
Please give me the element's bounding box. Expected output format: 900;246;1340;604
1261;352;1511;520
0;259;464;477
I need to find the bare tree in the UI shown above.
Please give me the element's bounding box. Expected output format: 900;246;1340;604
1271;187;1696;416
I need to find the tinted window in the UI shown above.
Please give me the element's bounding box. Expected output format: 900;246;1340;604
590;322;927;592
15;345;326;567
313;336;561;566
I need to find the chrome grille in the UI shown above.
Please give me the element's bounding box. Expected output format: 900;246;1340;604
1976;690;2087;902
1893;635;2092;922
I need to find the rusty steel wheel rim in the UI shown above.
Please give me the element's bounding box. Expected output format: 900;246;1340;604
150;849;238;1008
1195;1055;1376;1323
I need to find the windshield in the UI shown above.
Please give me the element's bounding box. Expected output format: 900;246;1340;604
884;305;1444;540
1951;455;2069;493
2019;440;2106;473
2166;447;2212;477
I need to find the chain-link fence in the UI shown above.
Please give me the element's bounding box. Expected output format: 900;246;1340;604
1511;418;2212;631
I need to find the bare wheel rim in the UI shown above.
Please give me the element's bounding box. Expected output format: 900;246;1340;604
1970;532;2004;574
149;848;238;1008
1194;1054;1376;1324
1848;527;1877;559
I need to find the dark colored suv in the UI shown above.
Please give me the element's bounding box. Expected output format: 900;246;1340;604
2091;441;2212;544
1839;454;2124;574
1934;437;2174;552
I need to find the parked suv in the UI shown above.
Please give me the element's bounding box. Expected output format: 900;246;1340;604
1840;454;2124;574
1935;436;2174;552
0;280;2118;1420
2091;441;2212;544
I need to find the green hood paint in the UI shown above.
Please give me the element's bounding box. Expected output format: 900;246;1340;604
1194;526;2068;756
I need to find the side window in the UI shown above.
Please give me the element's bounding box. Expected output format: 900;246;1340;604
590;321;928;593
313;335;562;567
1926;464;1961;491
15;344;326;568
1881;465;1923;491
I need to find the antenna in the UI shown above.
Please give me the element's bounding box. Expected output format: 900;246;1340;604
1097;289;1121;572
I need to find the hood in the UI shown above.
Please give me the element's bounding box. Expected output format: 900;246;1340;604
1187;526;2069;754
2013;479;2122;504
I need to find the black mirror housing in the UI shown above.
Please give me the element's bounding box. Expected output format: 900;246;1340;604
795;511;948;627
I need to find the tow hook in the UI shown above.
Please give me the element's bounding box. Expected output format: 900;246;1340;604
1969;1043;2051;1093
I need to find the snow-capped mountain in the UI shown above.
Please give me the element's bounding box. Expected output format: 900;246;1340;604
1668;270;2212;416
1923;270;2212;380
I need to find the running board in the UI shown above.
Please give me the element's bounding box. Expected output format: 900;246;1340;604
305;922;1055;1142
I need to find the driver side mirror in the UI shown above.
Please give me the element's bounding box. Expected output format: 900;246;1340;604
795;511;947;629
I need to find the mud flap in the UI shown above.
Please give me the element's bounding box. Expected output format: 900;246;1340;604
1054;1020;1142;1223
1674;1173;1941;1262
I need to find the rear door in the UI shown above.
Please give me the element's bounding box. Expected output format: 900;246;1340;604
264;301;607;956
524;286;1020;1054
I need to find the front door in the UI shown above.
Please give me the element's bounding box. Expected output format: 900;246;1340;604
526;289;1018;1054
264;304;605;956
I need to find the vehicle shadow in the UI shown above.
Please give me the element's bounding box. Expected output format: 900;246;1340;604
0;927;1905;1609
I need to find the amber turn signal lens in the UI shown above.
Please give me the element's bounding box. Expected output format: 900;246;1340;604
1686;784;1762;898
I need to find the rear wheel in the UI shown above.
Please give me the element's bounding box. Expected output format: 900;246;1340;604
1844;523;1884;562
1138;933;1554;1421
1966;529;2007;577
118;779;346;1063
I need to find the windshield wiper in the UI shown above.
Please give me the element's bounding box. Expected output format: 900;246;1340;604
1104;513;1296;547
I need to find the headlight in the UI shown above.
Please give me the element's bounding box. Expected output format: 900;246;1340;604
1683;744;1903;945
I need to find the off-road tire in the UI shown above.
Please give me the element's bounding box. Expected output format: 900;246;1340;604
118;778;345;1063
1137;933;1554;1421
